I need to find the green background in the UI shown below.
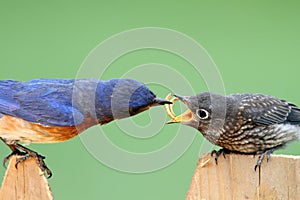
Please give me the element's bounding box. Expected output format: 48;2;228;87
1;1;300;199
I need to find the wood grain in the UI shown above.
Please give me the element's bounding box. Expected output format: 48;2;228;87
186;153;300;200
0;156;53;200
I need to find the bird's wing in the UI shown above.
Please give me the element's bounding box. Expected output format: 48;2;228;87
0;96;20;114
238;94;300;125
0;79;85;127
285;103;300;124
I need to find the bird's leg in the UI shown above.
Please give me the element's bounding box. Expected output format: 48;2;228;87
254;148;275;171
211;148;231;165
1;139;52;178
13;143;52;178
2;145;26;168
1;139;26;168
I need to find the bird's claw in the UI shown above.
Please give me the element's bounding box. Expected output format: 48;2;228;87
211;149;230;165
254;149;274;171
2;142;53;178
2;149;26;169
15;151;52;178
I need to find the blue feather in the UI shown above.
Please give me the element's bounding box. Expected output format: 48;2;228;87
0;78;156;126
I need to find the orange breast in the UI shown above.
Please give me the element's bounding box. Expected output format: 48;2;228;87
0;115;99;144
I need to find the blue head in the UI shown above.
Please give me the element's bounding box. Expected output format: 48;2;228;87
95;79;171;123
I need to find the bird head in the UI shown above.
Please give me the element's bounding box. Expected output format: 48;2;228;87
95;79;172;122
165;92;227;133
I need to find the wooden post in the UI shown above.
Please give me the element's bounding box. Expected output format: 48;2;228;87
186;153;300;200
0;156;53;200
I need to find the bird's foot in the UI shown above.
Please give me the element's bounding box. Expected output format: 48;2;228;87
211;148;231;165
254;148;275;171
15;151;52;178
2;141;52;178
2;149;26;168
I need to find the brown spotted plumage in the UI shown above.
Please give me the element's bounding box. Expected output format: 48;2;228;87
165;92;300;169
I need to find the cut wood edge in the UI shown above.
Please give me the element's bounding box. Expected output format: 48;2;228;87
186;153;300;200
0;155;53;200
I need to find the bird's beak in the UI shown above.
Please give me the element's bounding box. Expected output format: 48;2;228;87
164;93;195;124
152;97;172;107
173;94;188;103
167;108;194;124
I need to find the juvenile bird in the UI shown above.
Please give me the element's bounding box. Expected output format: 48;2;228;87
0;78;171;177
165;92;300;169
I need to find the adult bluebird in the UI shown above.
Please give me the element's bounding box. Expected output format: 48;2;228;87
0;78;171;177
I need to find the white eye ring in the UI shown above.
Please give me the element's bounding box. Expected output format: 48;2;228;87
196;109;209;119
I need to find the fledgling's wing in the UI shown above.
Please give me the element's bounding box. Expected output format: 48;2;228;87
236;94;300;125
285;103;300;124
0;79;85;127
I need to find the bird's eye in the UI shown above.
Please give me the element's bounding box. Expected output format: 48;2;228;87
196;109;209;119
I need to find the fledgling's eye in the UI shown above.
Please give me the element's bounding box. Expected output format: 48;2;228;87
196;109;209;119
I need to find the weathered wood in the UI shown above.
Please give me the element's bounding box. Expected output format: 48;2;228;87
0;156;53;200
186;153;300;200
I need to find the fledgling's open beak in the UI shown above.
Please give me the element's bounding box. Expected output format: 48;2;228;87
152;97;172;106
164;93;196;124
167;108;195;124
